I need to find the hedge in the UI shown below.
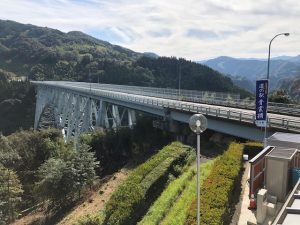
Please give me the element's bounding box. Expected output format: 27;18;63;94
161;175;196;225
138;160;215;225
243;141;263;159
138;167;195;225
185;142;243;225
103;142;195;225
75;212;104;225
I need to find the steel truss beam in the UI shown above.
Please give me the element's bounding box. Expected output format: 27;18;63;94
34;86;136;142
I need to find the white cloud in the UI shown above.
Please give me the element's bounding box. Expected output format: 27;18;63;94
0;0;299;60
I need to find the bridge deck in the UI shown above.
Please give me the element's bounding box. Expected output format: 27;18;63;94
32;81;300;134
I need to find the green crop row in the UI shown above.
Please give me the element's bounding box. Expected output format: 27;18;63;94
185;142;243;225
138;167;195;225
161;175;196;225
160;160;215;225
103;142;195;225
139;160;215;225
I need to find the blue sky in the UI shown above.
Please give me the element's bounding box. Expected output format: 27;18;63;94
0;0;299;60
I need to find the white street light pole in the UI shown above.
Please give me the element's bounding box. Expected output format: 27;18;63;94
264;32;290;147
197;132;200;225
189;114;207;225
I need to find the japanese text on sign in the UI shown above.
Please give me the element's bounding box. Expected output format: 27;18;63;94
255;80;268;127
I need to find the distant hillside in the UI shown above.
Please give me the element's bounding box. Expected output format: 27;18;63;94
272;55;300;63
136;57;249;95
0;19;247;95
0;20;253;135
280;75;300;101
201;56;300;92
0;19;144;81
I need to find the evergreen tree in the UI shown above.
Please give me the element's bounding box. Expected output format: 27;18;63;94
35;144;99;206
0;135;20;168
69;144;99;197
0;165;23;224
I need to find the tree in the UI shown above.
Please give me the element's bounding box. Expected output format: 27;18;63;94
69;144;99;197
0;165;23;224
35;157;75;206
269;89;294;104
35;144;99;206
0;135;20;168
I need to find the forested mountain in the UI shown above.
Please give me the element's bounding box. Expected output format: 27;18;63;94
0;20;251;135
0;19;246;92
201;56;300;92
0;19;143;81
136;57;246;93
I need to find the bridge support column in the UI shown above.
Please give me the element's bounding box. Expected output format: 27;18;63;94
34;85;139;142
97;100;109;128
112;105;121;128
128;109;136;127
34;87;44;130
34;87;54;130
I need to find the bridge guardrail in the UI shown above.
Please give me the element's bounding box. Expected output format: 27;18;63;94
32;81;300;133
61;82;300;116
62;81;241;102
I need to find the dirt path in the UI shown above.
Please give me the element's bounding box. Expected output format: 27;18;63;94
230;162;250;225
12;168;130;225
57;168;130;225
12;210;44;225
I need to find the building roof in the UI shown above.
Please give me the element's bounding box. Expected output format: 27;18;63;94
273;179;300;225
266;147;298;160
268;132;300;144
282;213;300;225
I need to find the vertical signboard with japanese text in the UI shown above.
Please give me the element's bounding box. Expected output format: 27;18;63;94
255;80;268;127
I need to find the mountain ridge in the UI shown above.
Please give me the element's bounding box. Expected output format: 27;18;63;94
0;19;248;96
200;55;300;92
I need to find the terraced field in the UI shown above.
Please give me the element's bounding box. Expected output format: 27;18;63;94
138;161;214;225
76;141;246;225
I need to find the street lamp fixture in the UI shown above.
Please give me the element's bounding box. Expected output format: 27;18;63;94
264;32;290;147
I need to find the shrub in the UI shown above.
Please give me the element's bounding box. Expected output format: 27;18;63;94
243;141;263;159
75;212;104;225
103;142;195;225
185;143;243;225
139;160;215;225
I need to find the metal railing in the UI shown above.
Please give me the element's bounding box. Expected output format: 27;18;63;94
60;81;241;100
56;82;300;116
32;81;300;132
